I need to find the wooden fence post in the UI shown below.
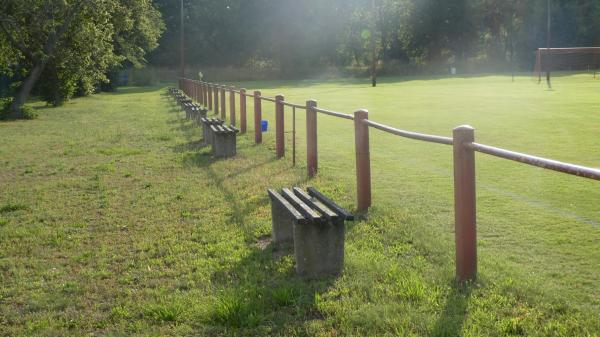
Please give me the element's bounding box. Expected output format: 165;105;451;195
453;125;477;282
208;85;213;111
275;95;285;158
199;82;203;106
220;86;226;120
306;100;318;178
199;82;203;105
254;91;262;144
354;109;371;212
240;88;247;133
214;85;219;115
191;80;195;101
229;86;236;126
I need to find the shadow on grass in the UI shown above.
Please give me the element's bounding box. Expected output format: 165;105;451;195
207;242;335;333
172;140;207;153
165;96;335;333
432;282;473;337
204;155;305;227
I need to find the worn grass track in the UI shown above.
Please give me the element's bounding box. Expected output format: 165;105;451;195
1;75;599;336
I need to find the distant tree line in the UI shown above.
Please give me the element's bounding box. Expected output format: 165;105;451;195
149;0;600;78
0;0;164;119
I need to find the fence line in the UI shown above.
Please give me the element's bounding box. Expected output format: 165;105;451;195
314;107;354;120
178;77;600;282
469;143;600;180
365;120;453;145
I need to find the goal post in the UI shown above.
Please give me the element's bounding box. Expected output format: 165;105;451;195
534;47;600;83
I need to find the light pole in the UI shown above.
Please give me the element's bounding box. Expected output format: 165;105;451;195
546;0;551;88
180;0;185;79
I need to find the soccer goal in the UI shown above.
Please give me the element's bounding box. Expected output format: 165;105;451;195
534;47;600;83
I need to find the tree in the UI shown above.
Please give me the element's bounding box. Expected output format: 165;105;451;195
0;0;164;118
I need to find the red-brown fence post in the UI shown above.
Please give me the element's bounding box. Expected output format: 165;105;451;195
229;86;236;126
194;81;198;102
199;82;203;106
198;82;202;105
214;85;219;115
198;82;203;105
275;94;285;158
220;86;226;120
208;85;213;111
240;88;247;133
203;83;208;107
453;125;477;282
254;91;262;144
191;80;194;101
354;109;371;212
306;100;318;178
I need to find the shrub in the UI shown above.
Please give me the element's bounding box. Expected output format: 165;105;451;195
0;99;39;120
20;105;38;120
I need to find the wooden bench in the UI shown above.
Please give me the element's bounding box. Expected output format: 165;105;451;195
267;187;353;278
210;124;240;158
195;108;208;126
200;117;224;146
167;87;179;97
190;105;207;124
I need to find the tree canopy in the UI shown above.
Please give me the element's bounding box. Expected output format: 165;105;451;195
149;0;600;77
0;0;164;118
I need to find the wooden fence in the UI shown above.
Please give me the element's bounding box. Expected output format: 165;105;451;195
178;78;600;282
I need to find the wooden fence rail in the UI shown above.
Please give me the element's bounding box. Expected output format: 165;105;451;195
179;78;600;282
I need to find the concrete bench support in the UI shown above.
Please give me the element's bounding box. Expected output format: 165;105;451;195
210;125;239;158
195;108;208;126
267;187;353;278
200;118;224;146
268;189;307;244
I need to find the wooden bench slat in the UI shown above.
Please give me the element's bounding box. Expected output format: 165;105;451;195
268;189;308;225
292;187;338;220
281;188;323;223
307;187;354;221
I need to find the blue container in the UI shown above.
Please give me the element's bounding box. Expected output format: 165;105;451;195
261;120;268;132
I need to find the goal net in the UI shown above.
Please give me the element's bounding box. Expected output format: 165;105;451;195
534;47;600;82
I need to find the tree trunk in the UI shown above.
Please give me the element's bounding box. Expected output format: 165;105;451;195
371;28;377;87
8;61;45;119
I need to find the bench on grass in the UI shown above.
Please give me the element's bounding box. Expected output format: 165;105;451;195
195;108;208;126
179;98;192;110
200;117;224;146
183;102;201;120
167;87;179;97
210;125;240;158
267;187;353;278
183;102;192;119
190;105;207;124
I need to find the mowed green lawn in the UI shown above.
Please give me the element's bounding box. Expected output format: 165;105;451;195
1;74;599;336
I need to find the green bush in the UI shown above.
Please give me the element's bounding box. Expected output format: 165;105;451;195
20;105;38;120
0;98;38;120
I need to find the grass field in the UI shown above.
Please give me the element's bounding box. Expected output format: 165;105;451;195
1;74;600;336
